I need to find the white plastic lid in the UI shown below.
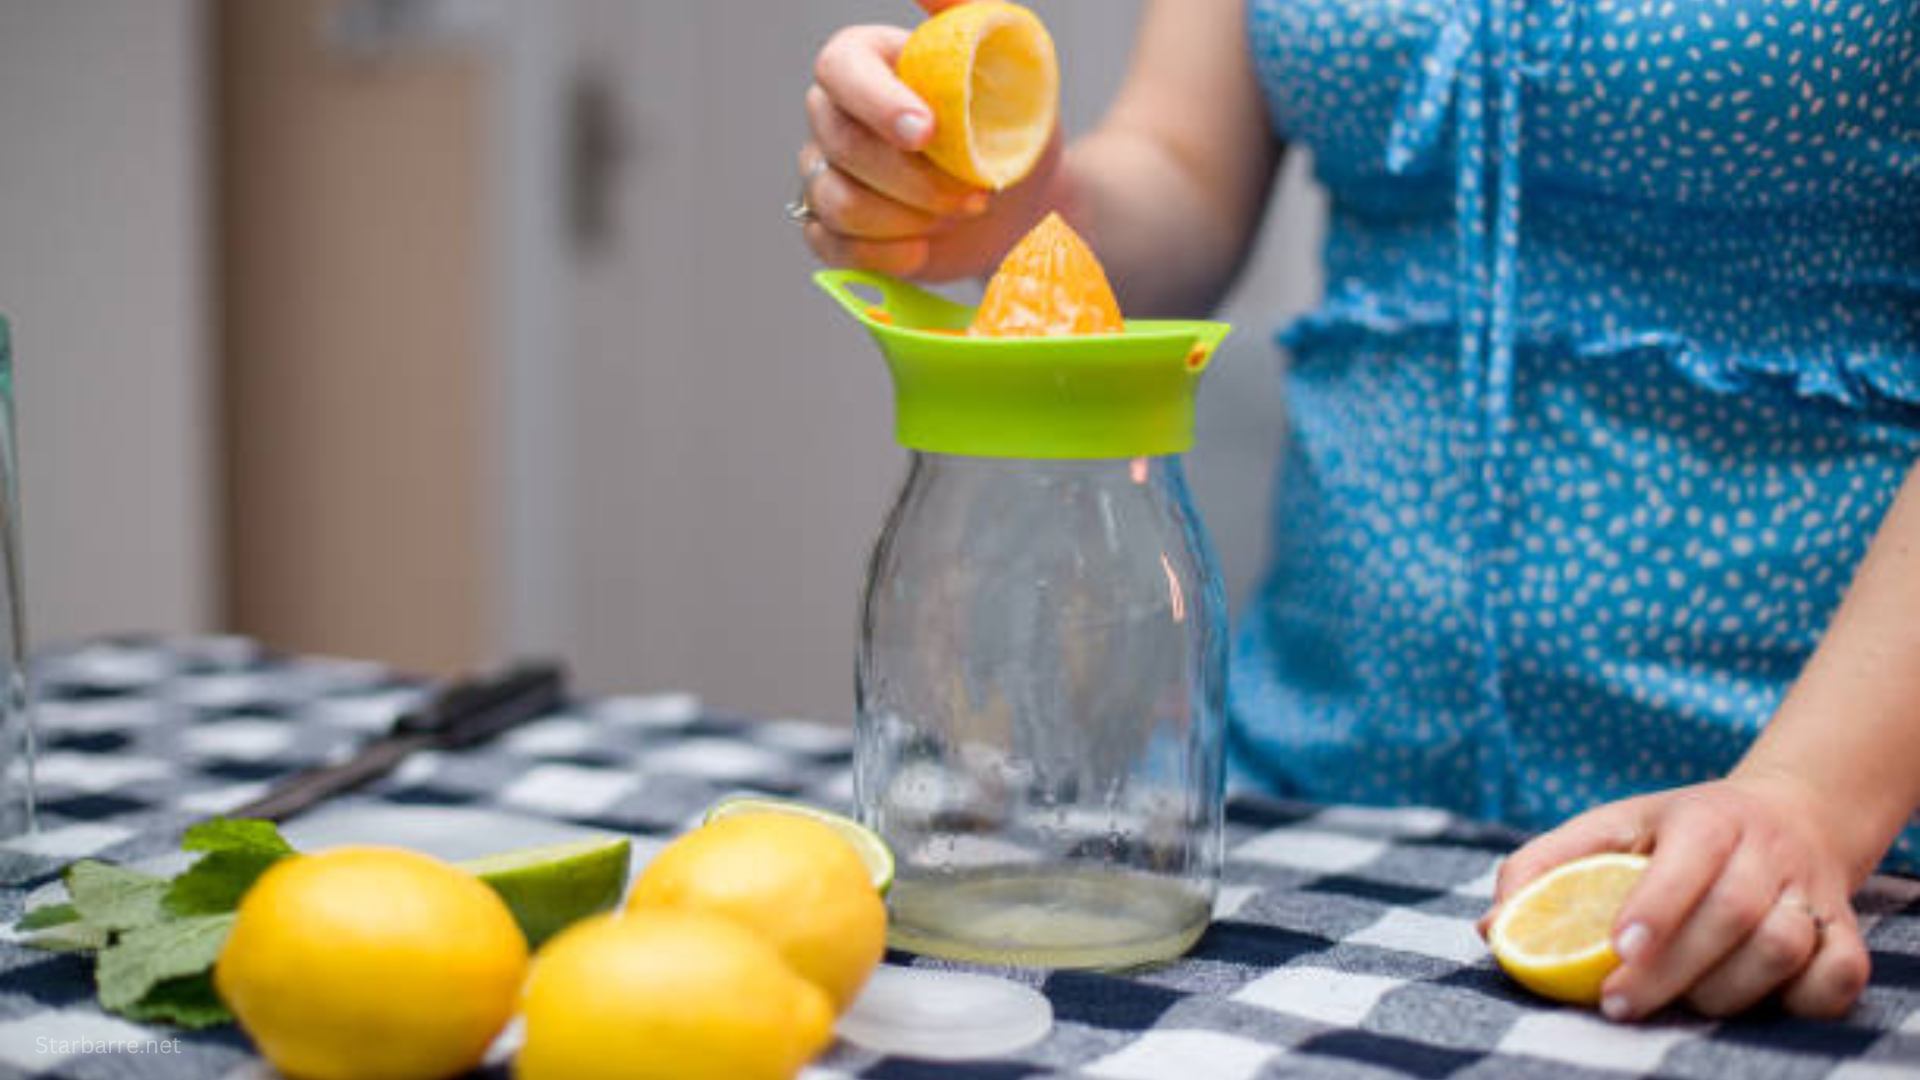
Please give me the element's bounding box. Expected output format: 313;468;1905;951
836;964;1054;1062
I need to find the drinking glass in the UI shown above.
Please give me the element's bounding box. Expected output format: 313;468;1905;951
0;317;36;839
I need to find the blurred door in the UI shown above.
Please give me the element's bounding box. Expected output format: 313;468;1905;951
218;0;494;674
538;1;903;718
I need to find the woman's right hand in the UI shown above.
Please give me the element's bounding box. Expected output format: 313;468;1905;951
799;1;1061;282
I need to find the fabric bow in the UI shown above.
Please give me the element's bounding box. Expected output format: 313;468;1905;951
1382;0;1537;817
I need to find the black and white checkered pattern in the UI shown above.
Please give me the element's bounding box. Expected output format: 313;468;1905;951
0;638;1916;1079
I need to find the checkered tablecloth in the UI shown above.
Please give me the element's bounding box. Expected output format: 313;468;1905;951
0;638;1916;1079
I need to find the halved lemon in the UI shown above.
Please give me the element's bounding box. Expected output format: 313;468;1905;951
703;796;895;896
897;1;1059;191
1488;852;1649;1006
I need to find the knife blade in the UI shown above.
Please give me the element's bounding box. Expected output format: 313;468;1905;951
229;661;567;822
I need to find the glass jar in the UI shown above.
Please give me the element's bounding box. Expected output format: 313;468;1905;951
856;451;1225;969
818;268;1231;970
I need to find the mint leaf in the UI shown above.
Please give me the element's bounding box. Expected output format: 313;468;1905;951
23;920;110;954
41;819;292;1029
66;861;169;931
96;913;235;1013
163;819;294;917
21;890;108;954
164;850;288;917
117;972;232;1030
17;902;80;930
180;818;294;858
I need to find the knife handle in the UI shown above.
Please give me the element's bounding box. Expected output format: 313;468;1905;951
225;662;570;823
393;662;568;748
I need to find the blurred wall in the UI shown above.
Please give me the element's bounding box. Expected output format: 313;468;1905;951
510;1;1323;718
0;0;218;646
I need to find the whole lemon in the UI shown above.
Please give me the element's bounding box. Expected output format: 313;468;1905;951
626;812;886;1010
517;910;835;1080
215;847;528;1080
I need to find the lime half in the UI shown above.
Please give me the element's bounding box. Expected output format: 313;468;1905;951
459;836;632;948
704;797;894;896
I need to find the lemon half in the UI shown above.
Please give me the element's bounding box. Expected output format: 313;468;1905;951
898;1;1059;190
1488;852;1649;1006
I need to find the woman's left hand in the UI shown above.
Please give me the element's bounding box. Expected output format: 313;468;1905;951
1480;776;1871;1021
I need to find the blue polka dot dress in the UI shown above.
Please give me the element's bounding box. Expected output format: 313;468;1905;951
1230;0;1920;871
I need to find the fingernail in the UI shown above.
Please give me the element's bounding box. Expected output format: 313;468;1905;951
1615;922;1649;961
1601;994;1632;1021
895;112;930;146
961;191;990;215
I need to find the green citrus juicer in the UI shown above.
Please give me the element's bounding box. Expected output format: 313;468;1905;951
814;269;1231;458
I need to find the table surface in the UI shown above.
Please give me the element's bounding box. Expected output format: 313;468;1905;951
0;638;1916;1080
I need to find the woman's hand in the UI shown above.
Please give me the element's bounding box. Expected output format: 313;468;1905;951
1482;776;1871;1021
798;2;1060;281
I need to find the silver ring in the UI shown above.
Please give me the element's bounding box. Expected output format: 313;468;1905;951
1782;893;1831;936
787;156;829;225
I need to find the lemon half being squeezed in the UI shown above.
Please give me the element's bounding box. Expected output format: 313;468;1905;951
898;1;1059;190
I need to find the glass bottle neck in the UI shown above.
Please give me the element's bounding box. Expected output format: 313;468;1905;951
906;452;1189;489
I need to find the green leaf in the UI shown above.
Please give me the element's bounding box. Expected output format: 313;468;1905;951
162;820;294;916
38;820;293;1029
21;886;106;954
22;920;111;954
113;972;232;1030
163;850;289;917
66;861;169;931
180;818;294;858
96;913;235;1013
16;902;80;930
